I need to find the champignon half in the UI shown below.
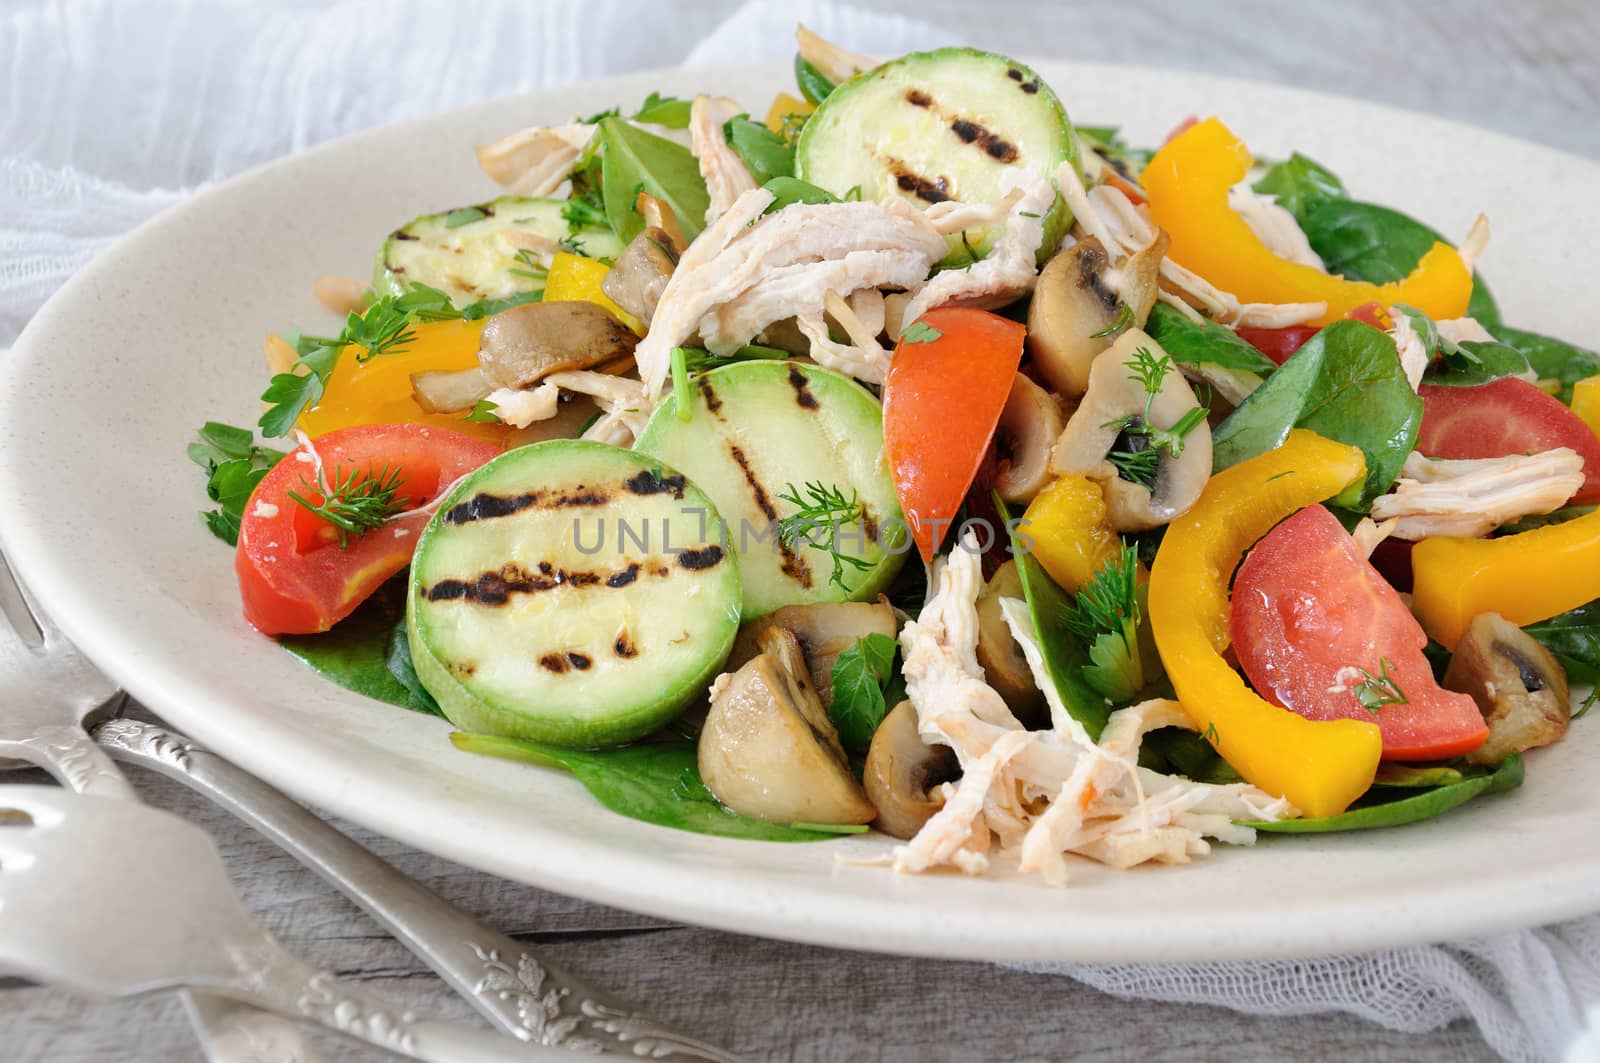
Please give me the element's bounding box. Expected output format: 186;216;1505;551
974;561;1044;723
995;373;1068;504
1027;231;1167;399
1049;328;1212;531
1444;612;1572;766
726;600;898;707
698;626;876;826
863;700;959;839
601;226;679;325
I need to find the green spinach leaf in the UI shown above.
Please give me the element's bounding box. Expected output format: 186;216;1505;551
1138;727;1242;785
761;175;839;213
450;734;854;842
1144;302;1278;374
1493;326;1600;404
1248;754;1522;833
1212;320;1422;507
1252;152;1346;222
278;582;443;717
1299;199;1501;328
630;91;692;129
1426;338;1531;387
724;115;795;185
794;55;836;104
829;633;899;752
1524;602;1600;685
598;116;711;245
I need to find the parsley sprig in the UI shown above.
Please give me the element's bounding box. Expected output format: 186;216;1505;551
1060;543;1160;704
777;481;874;591
188;422;286;545
1104;346;1210;488
1352;658;1408;714
288;464;407;549
827;632;902;751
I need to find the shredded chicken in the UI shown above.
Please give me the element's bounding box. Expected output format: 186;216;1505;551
897;173;1056;327
1388;308;1430;390
484;370;650;443
1371;449;1585;539
1350;516;1399;558
476;120;691;197
483;383;561;429
690;95;759;224
1437;316;1496;345
1228;182;1325;269
796;23;874;84
1459;214;1491;273
890;535;1296;884
634;188;945;397
921;188;1025;235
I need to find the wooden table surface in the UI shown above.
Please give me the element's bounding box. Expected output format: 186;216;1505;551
5;0;1596;1059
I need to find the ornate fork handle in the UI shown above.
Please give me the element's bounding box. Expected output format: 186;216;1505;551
96;719;742;1062
0;722;137;800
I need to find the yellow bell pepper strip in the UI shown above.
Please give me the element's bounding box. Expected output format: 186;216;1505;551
1570;375;1600;439
764;92;815;133
297;318;510;444
1412;508;1600;649
1148;429;1383;817
1019;475;1121;594
543;251;644;334
1142;118;1472;326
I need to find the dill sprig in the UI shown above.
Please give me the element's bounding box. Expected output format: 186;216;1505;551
1103;346;1210;487
777;481;874;591
288;464;407;549
1352;658;1409;714
1059;543;1157;704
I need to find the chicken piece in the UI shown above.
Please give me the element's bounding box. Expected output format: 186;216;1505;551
634;189;945;397
1437;316;1496;345
1388;308;1430;390
891;730;1032;876
690;95;759;225
545;370;652;445
1459;214;1491;272
920;188;1025;236
1350;516;1399;558
796;23;874;84
897;173;1056;327
475;122;596;196
1227;182;1325;269
482;382;560;429
1371;448;1585;539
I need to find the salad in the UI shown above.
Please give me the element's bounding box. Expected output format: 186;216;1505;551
191;25;1600;885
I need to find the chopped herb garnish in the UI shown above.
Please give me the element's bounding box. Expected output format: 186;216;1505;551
1202;721;1219;743
462;399;502;424
1107;445;1160;488
560;195;608;230
288;464;407;549
670;346;693;422
827;632;900;751
777;481;874;591
1352;658;1408;714
1060;543;1158;704
189;422;285;545
443;206;488;229
1090;302;1133;338
900;321;943;345
1102;346;1210;484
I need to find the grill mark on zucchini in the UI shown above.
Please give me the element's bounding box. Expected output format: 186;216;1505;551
727;443;815;589
905;89;933;108
676;545;725;571
787;365;820;409
444;487;610;525
614;632;639;658
537;651;593;674
698;377;723;414
885;157;952;204
622;469;686;498
1005;67;1040;94
607;564;640;588
949;118;1019;163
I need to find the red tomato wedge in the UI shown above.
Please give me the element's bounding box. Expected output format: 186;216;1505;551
1235;325;1320;366
236;423;499;635
1230;505;1488;761
883;308;1026;561
1417;377;1600;503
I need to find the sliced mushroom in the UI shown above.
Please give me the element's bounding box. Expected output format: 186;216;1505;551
1049;328;1212;532
503;393;600;446
863;700;959;839
995;373;1067;503
410;366;494;414
727;599;898;707
754;317;811;355
635;191;686;255
601;227;679;324
698;627;876;826
974;561;1045;724
1027;231;1167;398
1444;612;1571;766
477;301;639;390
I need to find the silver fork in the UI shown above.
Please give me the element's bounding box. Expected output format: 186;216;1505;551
0;786;568;1062
0;550;320;1062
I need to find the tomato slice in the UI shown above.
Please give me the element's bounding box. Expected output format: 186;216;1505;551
1418;377;1600;503
1230;505;1487;761
1235;325;1320;366
236;423;499;635
883;308;1026;560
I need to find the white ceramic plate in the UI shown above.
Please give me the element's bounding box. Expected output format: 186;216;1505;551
4;60;1598;964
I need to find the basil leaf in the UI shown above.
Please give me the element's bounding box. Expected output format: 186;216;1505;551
723;115;795;185
1426;339;1532;387
794;55;836;104
1212;320;1422;508
1493;326;1600;404
1524;602;1600;685
1300;199;1502;328
278;582;443;716
597;116;711;245
450;734;851;842
828;633;899;751
1252;152;1346;223
1002;499;1111;740
1248;754;1522;833
1144;302;1278;374
761;175;840;213
630;91;692;129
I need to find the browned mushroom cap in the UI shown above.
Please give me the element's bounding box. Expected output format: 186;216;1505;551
1026;231;1167;398
995;374;1067;504
725;599;897;707
698;626;876;826
1444;612;1571;766
601;227;679;325
1049;328;1211;531
974;561;1044;724
864;700;959;839
477;301;638;390
410;366;495;414
635;191;686;254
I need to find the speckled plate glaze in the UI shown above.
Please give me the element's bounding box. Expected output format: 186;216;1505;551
4;62;1598;964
